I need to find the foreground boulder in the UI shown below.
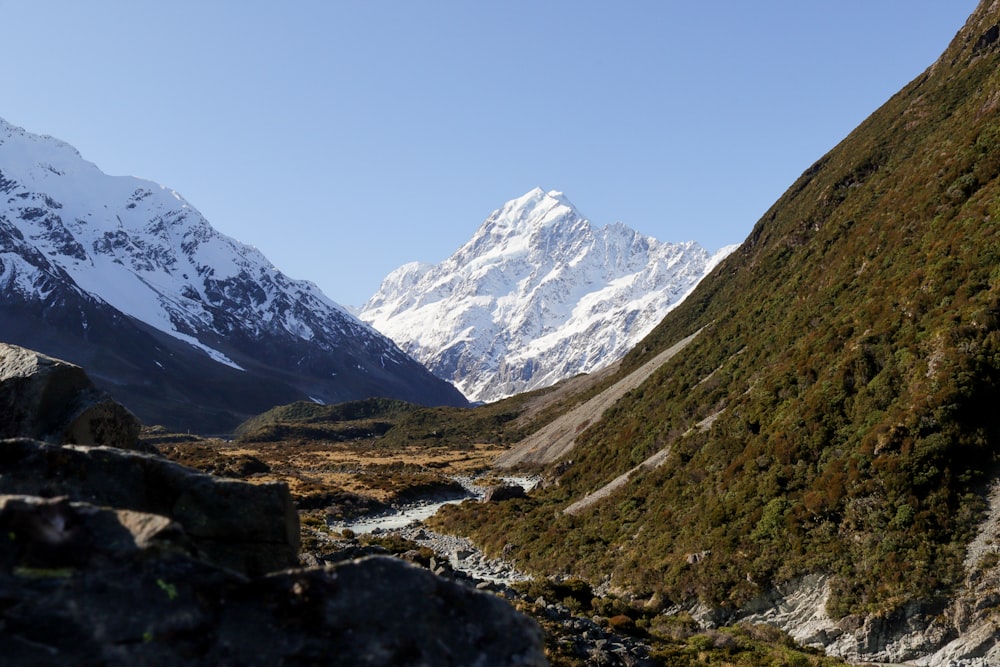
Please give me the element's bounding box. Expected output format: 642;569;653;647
0;494;546;666
0;438;299;576
0;494;194;572
0;343;140;449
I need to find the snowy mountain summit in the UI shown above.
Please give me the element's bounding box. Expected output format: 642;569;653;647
0;117;466;432
362;188;734;402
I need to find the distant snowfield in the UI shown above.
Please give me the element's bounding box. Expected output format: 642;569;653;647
362;187;737;402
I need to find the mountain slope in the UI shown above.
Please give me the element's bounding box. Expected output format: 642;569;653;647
361;188;733;402
436;3;1000;664
0;118;466;432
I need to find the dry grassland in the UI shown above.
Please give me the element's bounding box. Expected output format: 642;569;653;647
154;436;506;503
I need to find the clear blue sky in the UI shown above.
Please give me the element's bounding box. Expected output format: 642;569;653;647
1;1;979;307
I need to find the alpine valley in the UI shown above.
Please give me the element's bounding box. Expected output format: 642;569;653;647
0;117;467;433
431;2;1000;664
3;1;1000;666
361;187;735;402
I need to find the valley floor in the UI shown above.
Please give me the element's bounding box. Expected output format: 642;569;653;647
149;429;850;667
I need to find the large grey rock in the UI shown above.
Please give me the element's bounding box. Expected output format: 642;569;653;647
482;483;528;503
0;438;299;576
237;557;548;667
0;494;193;571
0;343;141;449
0;494;547;666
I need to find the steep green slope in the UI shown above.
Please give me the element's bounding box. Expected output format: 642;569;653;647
437;2;1000;618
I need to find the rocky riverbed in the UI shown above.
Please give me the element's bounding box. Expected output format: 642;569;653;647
314;528;659;666
393;524;530;584
320;474;665;666
327;474;539;583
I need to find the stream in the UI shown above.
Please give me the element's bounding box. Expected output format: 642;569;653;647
327;474;539;584
325;474;660;664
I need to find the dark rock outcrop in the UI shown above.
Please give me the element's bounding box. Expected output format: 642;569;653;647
482;483;528;503
0;343;140;449
0;438;299;577
0;494;194;572
0;494;546;666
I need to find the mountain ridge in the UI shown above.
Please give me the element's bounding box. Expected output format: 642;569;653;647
0;117;467;432
362;187;734;402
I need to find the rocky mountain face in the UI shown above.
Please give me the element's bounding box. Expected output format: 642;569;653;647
362;187;733;402
438;2;1000;664
0;118;466;433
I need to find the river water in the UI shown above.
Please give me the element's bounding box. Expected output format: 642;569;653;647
327;474;539;583
329;475;539;535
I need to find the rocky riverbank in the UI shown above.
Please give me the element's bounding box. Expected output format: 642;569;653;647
327;474;537;536
306;523;660;666
325;475;539;584
313;477;671;666
393;524;530;584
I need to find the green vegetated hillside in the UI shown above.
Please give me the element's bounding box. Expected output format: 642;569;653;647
235;396;535;447
436;2;1000;619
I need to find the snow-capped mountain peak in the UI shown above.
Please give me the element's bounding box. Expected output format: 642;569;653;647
0;117;466;431
361;188;735;403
